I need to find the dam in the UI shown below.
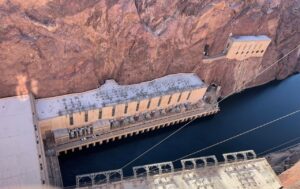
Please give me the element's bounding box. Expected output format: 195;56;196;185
0;73;220;188
33;73;220;187
74;150;282;189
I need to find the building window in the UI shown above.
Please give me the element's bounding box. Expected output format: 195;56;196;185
84;111;88;122
112;107;115;117
186;91;192;100
157;97;162;107
98;110;102;119
69;114;74;125
124;104;128;114
168;96;172;104
136;102;140;111
147;99;151;109
177;93;182;102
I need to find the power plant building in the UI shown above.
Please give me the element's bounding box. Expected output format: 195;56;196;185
35;73;214;143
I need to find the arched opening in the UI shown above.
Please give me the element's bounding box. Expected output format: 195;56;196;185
134;167;147;178
78;176;92;187
195;159;206;168
206;157;217;166
246;152;256;160
148;166;160;176
226;155;236;163
236;153;245;161
94;174;107;185
183;161;194;170
109;172;122;182
161;164;173;174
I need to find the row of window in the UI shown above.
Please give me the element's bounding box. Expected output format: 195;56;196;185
69;91;192;125
232;42;267;56
235;50;264;55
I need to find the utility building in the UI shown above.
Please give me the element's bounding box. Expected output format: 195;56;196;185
202;35;272;63
224;35;272;60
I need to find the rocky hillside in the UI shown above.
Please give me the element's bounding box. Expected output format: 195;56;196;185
0;0;299;98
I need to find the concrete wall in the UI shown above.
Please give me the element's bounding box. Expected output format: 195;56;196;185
189;88;207;103
225;38;271;60
170;93;180;106
138;99;150;112
127;101;138;115
38;87;207;138
102;106;113;120
148;96;160;111
160;94;172;107
115;103;126;118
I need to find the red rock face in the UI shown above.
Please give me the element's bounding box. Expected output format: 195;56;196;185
0;0;299;98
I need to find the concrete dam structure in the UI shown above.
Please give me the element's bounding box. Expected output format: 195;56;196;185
0;73;221;188
75;150;282;189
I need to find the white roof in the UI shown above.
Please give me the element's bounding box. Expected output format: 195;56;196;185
0;95;42;188
88;158;281;189
35;73;205;120
231;35;271;42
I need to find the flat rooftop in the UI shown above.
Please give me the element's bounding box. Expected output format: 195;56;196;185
0;95;42;188
231;35;271;42
36;73;205;120
88;158;281;189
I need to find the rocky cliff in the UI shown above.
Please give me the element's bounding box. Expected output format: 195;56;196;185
0;0;299;98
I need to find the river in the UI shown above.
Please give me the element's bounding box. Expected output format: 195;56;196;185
59;74;300;187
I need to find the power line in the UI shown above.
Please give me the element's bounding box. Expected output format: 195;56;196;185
115;43;300;170
120;118;195;169
258;138;300;157
172;108;300;162
219;43;300;103
74;43;300;187
73;107;300;188
120;42;300;169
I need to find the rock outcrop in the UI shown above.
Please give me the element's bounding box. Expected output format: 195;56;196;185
0;0;299;98
265;143;300;189
279;161;300;189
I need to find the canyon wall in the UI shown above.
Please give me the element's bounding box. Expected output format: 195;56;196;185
0;0;299;98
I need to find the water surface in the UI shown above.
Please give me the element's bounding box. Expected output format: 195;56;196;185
59;74;300;187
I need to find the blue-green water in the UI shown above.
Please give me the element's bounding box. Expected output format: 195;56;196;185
59;74;300;187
